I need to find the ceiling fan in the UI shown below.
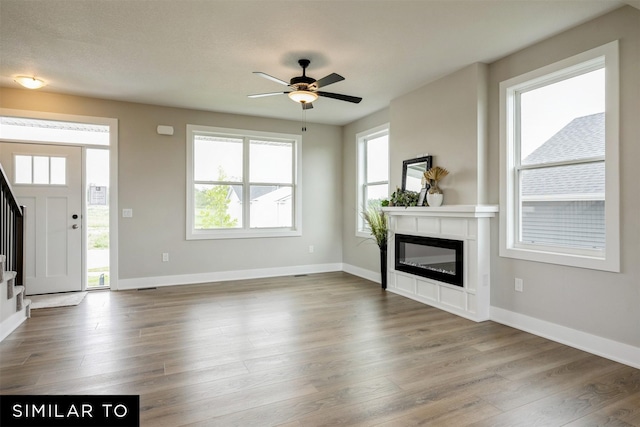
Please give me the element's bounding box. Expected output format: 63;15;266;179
248;59;362;110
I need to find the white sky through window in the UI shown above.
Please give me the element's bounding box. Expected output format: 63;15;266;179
520;68;604;159
366;134;389;183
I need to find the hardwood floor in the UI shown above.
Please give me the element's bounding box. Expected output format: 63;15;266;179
1;272;638;426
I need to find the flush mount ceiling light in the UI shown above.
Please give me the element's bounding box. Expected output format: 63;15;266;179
14;76;46;89
287;90;318;104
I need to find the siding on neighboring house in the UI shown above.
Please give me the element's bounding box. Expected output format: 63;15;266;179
521;113;605;249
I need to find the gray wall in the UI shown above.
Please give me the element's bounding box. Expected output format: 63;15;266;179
390;62;488;205
0;89;344;281
342;107;390;274
488;6;640;347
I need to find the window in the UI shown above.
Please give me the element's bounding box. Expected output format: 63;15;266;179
186;125;301;239
356;124;389;236
14;155;66;185
0;117;109;146
499;41;619;271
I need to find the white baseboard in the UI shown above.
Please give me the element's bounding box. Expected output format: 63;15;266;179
342;263;380;284
116;263;344;291
0;308;28;342
491;306;640;369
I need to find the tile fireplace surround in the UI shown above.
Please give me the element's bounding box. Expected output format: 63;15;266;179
383;205;498;322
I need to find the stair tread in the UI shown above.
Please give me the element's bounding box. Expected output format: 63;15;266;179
1;271;17;284
14;285;24;295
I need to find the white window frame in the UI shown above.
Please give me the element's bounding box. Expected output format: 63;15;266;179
356;124;390;238
186;124;302;240
499;40;619;272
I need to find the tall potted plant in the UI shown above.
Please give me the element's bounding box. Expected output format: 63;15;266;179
363;205;389;289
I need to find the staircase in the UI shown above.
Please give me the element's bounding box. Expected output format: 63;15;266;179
1;162;29;342
0;254;30;341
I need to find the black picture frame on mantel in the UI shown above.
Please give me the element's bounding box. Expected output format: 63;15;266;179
417;188;427;206
401;155;433;193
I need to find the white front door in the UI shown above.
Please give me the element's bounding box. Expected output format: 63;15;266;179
0;142;83;294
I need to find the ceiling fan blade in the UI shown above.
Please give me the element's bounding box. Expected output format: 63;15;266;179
248;91;289;98
313;73;344;89
317;91;362;104
302;102;313;110
253;72;290;86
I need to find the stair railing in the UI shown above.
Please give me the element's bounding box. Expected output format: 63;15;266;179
1;163;25;287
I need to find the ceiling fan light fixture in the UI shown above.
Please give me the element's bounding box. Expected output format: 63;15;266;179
14;75;46;89
288;90;318;104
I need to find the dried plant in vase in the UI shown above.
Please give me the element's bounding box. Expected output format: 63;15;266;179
362;205;388;250
423;166;450;207
362;205;389;289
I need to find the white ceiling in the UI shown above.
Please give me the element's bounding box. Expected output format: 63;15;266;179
0;0;633;126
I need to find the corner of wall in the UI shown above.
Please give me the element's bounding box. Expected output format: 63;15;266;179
476;62;490;205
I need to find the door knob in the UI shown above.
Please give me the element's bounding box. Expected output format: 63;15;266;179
72;214;78;219
72;224;79;229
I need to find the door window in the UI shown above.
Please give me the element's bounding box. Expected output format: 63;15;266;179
14;155;66;185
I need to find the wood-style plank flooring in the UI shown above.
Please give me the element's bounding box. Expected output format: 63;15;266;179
1;272;639;426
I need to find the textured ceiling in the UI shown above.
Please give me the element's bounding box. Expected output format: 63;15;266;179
0;0;631;126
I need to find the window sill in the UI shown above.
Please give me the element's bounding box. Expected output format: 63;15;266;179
356;230;374;239
188;228;302;240
499;245;619;273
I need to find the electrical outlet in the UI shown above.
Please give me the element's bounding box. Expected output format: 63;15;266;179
515;278;524;292
162;253;169;262
308;245;314;253
122;208;133;218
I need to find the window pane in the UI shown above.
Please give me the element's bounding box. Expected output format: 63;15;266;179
0;117;109;146
519;162;605;249
366;134;388;183
194;136;243;182
249;140;292;184
33;156;49;184
520;200;604;250
520;162;604;198
50;157;66;185
15;155;32;184
194;184;242;229
87;149;109;187
249;185;292;228
520;68;604;164
365;184;388;208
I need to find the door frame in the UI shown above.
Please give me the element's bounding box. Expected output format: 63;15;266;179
1;108;119;291
0;142;84;293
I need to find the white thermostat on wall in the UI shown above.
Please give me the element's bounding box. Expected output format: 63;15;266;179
157;125;174;136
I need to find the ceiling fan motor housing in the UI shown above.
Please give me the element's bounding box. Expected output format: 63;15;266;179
291;59;316;89
290;75;316;89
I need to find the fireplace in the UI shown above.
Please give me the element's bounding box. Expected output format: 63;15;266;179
384;206;498;322
395;234;463;287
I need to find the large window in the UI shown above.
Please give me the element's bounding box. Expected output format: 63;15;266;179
356;124;389;236
187;125;301;239
499;41;619;271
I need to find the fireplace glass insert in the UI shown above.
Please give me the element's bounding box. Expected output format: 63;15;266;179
395;234;463;287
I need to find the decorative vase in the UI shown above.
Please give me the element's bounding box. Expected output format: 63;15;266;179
380;244;387;290
426;182;444;207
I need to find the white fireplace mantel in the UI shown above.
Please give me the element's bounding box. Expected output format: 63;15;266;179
383;205;498;217
383;205;498;322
